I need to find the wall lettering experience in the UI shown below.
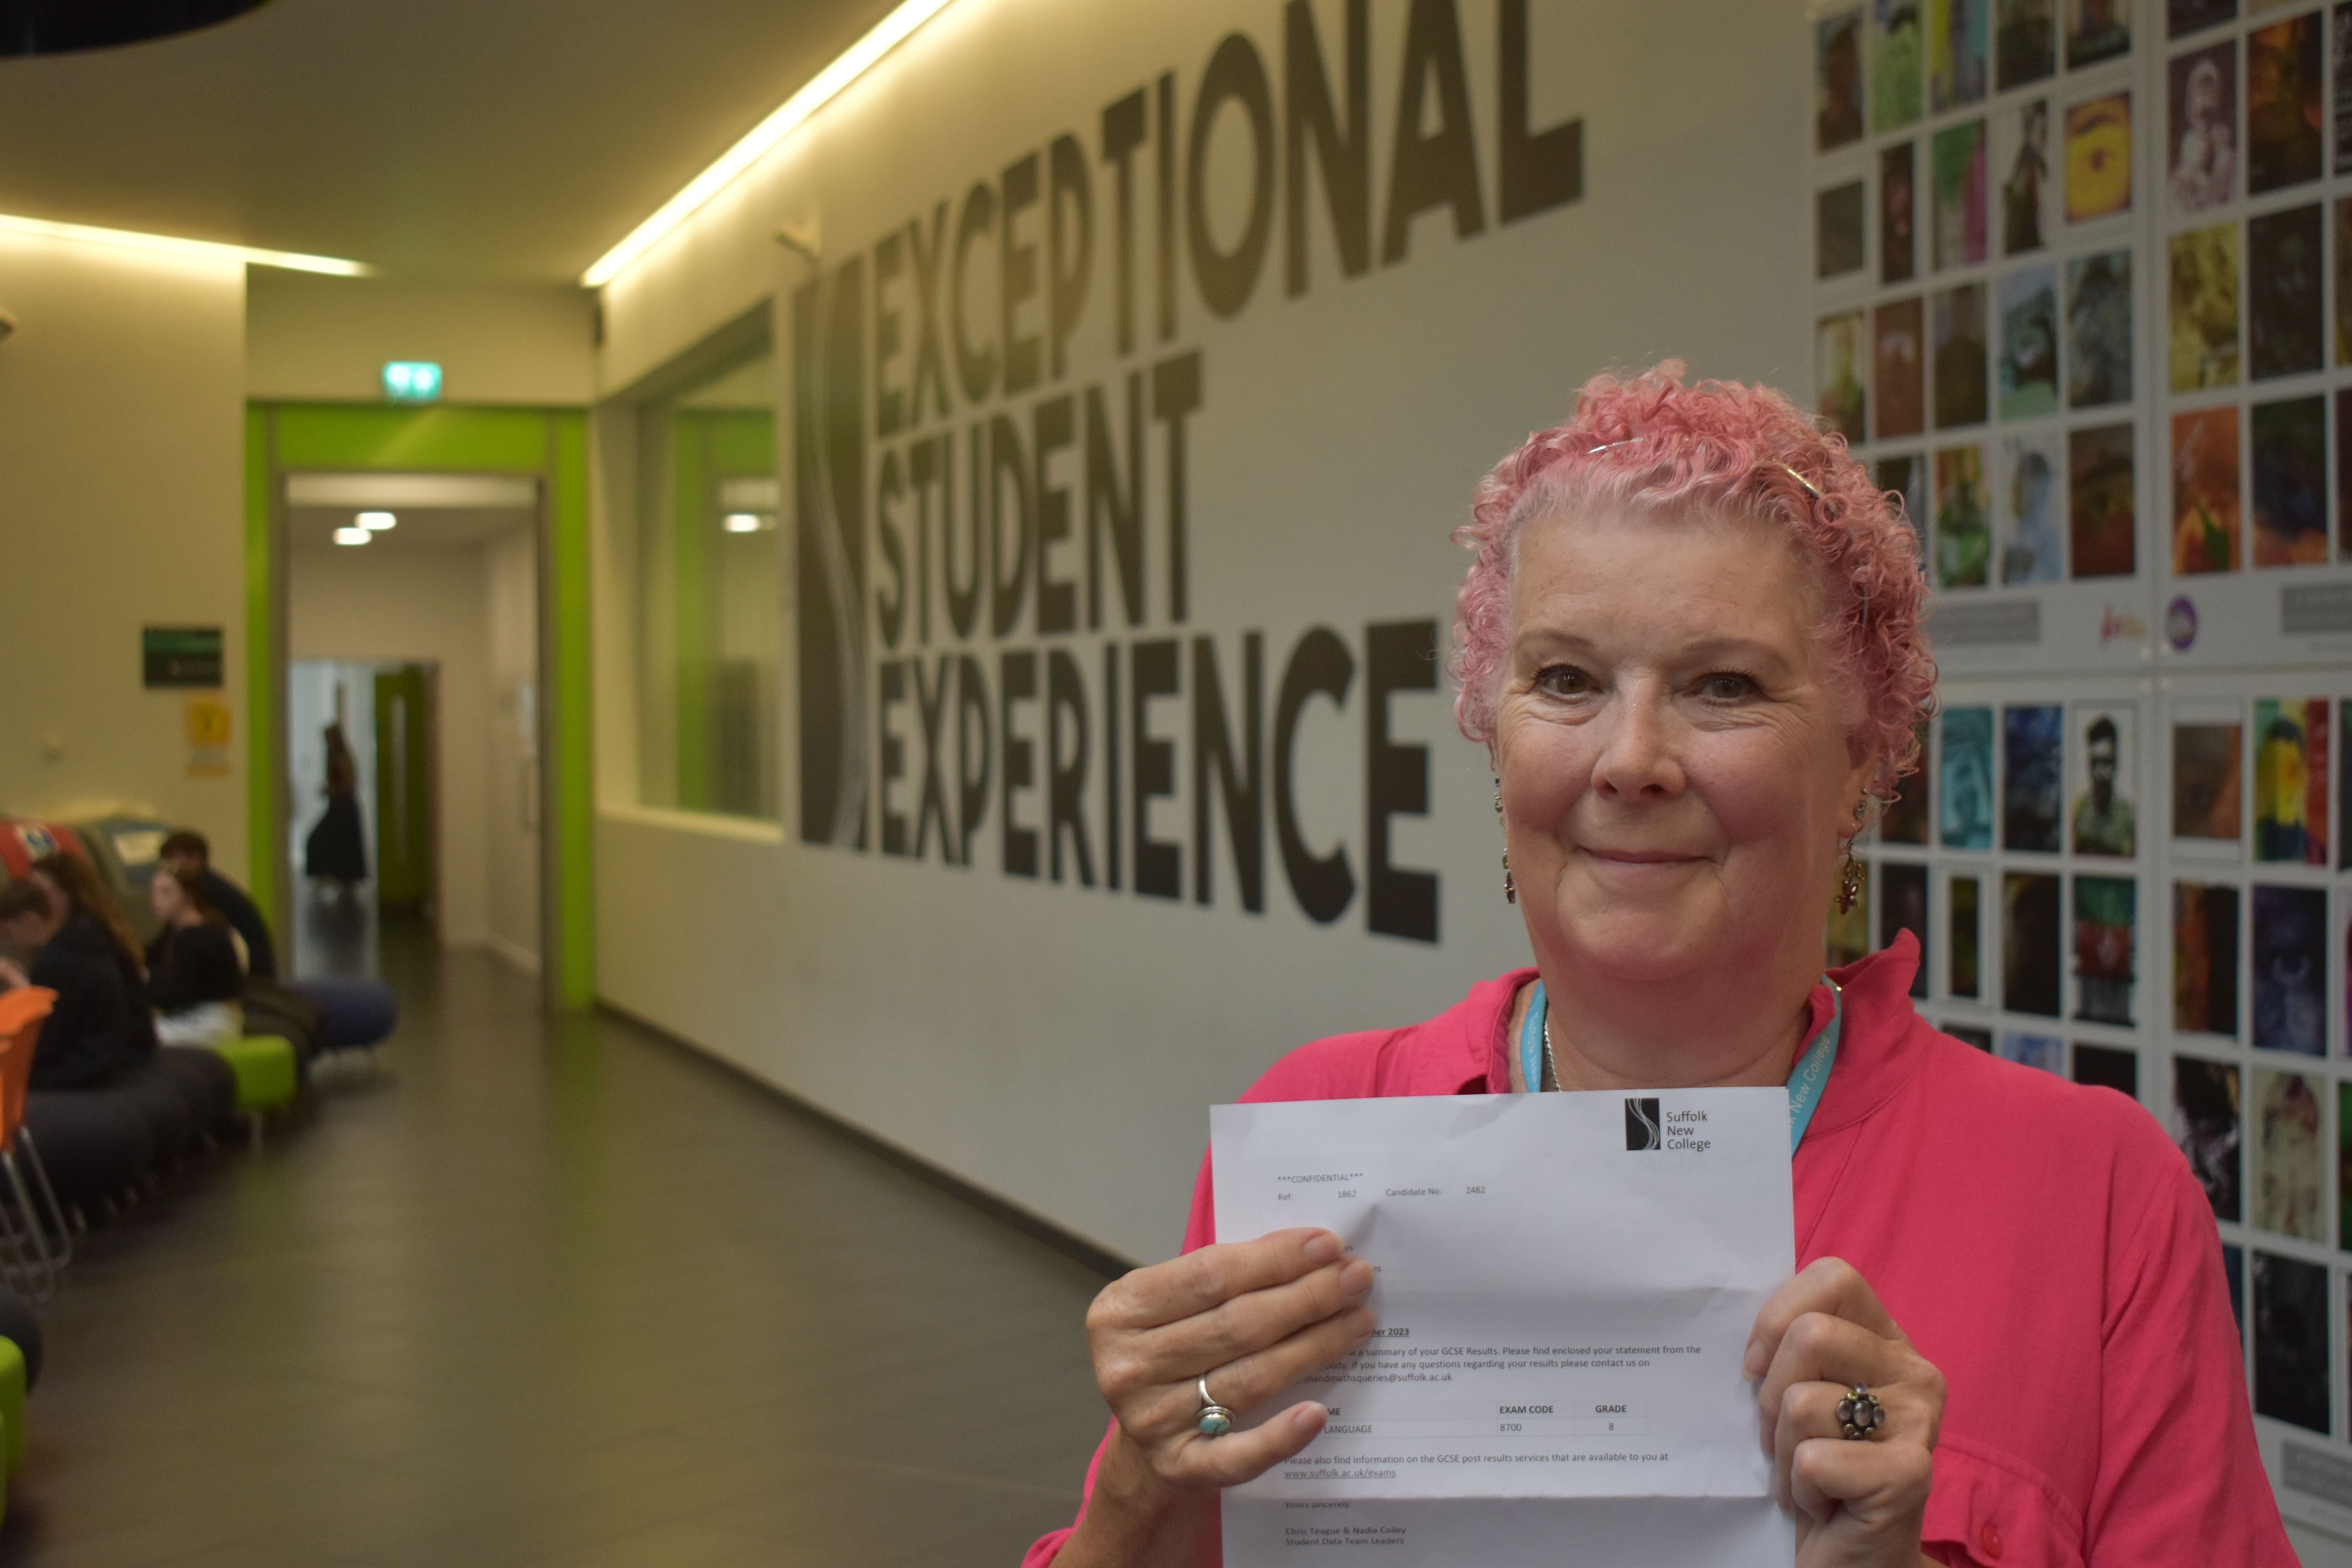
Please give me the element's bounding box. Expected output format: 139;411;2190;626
796;0;1582;944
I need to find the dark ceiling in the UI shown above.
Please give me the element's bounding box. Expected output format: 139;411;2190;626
0;0;896;282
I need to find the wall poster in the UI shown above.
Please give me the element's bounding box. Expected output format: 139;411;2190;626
1809;0;2352;1532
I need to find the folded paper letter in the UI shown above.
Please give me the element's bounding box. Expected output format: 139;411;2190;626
1212;1087;1797;1566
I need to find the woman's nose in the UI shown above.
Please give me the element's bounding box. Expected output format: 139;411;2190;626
1589;695;1685;801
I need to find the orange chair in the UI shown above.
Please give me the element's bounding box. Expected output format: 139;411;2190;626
0;990;70;1299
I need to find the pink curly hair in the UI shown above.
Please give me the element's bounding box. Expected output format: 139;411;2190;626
1451;362;1935;799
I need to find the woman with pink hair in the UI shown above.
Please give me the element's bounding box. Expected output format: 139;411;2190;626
1031;365;2289;1567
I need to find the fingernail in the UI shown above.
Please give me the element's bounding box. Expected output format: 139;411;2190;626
1296;1404;1327;1434
1740;1339;1764;1378
1302;1232;1342;1264
1340;1259;1375;1294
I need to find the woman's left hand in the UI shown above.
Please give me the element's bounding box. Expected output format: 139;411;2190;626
1744;1256;1944;1567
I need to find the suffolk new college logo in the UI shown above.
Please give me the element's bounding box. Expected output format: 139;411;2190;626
1624;1098;1662;1151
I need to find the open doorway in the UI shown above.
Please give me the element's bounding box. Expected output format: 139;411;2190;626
283;473;541;982
283;658;439;975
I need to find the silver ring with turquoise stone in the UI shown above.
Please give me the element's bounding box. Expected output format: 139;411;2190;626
1195;1375;1234;1437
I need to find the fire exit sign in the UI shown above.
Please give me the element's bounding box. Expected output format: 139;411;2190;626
382;361;443;403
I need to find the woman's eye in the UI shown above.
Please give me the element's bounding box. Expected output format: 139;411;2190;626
1699;673;1756;702
1535;665;1591;696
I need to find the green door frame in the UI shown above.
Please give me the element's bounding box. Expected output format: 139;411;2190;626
245;403;595;1010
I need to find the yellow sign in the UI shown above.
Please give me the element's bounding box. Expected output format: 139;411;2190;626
185;696;232;778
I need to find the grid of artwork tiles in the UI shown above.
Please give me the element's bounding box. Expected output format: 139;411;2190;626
1811;0;2352;1524
1813;2;2140;597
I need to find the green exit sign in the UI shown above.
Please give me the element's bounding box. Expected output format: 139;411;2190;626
382;361;443;403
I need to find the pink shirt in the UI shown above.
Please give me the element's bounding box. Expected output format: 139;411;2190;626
1025;936;2294;1566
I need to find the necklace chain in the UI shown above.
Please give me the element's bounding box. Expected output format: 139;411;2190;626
1536;980;1840;1095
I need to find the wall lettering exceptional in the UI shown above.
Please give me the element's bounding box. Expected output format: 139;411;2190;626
797;0;1583;944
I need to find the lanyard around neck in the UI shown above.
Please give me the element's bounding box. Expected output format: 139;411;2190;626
1517;979;1844;1155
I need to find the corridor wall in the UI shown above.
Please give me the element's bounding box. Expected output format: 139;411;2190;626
485;528;544;970
592;0;1812;1264
0;234;249;880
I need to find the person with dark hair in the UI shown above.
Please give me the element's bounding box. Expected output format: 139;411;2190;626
29;854;235;1154
304;722;368;897
146;868;243;1046
2071;715;2134;856
162;825;399;1057
24;855;152;1064
160;829;276;981
0;880;159;1213
0;879;129;1089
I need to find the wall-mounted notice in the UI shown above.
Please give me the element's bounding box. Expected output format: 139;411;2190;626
140;626;221;688
183;694;232;779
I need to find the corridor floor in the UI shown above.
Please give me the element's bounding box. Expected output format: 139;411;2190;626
0;940;1114;1566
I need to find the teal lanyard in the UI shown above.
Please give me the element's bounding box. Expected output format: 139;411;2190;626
1518;979;1843;1154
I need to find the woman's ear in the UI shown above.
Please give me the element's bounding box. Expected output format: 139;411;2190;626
1844;735;1886;822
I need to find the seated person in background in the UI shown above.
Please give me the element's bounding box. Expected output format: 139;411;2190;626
36;855;239;1142
29;852;158;1062
159;829;276;981
145;869;244;1046
162;826;398;1053
0;880;131;1089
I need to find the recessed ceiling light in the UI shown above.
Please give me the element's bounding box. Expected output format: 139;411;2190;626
358;510;397;531
0;211;365;276
722;512;764;534
333;526;372;546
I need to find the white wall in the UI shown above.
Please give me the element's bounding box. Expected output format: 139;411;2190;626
483;527;542;968
248;270;595;405
0;235;250;880
592;0;1809;1262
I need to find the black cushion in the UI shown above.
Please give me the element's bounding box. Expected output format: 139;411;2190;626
22;1090;155;1212
150;1047;239;1140
113;1063;200;1168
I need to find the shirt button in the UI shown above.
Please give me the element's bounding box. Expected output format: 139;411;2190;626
1980;1522;2004;1559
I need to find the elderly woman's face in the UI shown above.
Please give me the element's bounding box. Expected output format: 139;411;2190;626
1495;506;1872;985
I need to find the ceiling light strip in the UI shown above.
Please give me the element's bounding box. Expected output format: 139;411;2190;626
579;0;959;289
0;211;367;276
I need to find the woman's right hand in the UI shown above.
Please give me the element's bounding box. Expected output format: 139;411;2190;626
1056;1228;1376;1566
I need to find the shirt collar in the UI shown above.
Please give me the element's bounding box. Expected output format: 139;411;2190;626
1475;932;1924;1111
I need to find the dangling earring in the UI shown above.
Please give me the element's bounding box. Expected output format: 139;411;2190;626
1496;783;1516;904
1835;799;1866;913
